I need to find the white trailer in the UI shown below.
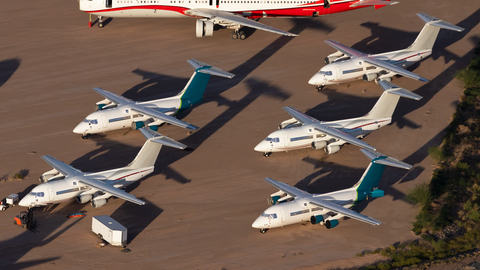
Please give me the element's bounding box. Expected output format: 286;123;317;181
1;194;19;211
92;215;127;247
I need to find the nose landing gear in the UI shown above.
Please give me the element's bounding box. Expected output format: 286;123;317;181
316;85;325;91
260;228;269;234
263;152;272;158
98;16;104;28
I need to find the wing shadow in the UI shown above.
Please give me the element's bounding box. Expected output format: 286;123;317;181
0;58;21;90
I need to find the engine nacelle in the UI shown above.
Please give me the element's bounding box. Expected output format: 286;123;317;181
95;98;112;111
325;219;339;229
39;169;63;183
131;121;145;130
310;215;324;225
148;125;159;131
324;51;344;64
363;73;378;82
268;196;282;206
91;198;107;208
277;195;293;204
278;118;301;129
311;140;327;150
76;194;93;204
196;20;214;37
324;145;341;154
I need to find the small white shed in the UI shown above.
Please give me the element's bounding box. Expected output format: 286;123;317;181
92;215;127;247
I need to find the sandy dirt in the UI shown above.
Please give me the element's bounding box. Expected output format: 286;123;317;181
1;0;480;269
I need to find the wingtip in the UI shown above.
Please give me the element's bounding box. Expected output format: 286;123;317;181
187;124;199;130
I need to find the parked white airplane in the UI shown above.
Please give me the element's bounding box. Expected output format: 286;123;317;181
79;0;398;39
73;59;234;139
19;127;187;209
252;149;412;233
254;81;421;157
308;13;464;90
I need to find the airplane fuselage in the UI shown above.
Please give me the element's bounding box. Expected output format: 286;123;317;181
80;0;367;19
309;49;431;87
252;188;356;230
254;116;391;154
19;166;153;208
74;97;183;135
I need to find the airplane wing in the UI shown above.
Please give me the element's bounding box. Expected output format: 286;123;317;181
130;105;199;130
283;106;320;125
363;58;429;82
349;0;398;7
283;106;376;151
78;177;146;205
264;177;310;198
41;155;83;176
93;87;134;106
377;80;423;100
324;40;367;58
309;198;382;225
313;125;377;151
185;9;297;37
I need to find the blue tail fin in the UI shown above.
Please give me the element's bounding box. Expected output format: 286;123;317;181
353;149;412;201
176;59;234;109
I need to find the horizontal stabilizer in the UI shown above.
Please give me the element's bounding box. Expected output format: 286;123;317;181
350;0;398;7
139;127;187;150
417;13;464;32
378;80;423;100
360;149;412;170
187;59;235;79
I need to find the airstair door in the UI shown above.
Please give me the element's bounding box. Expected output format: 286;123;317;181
283;133;290;147
47;187;55;201
106;0;112;8
101;115;108;128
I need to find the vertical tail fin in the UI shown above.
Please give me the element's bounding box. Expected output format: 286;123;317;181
125;127;187;170
406;13;464;52
176;59;234;108
364;81;422;120
352;149;412;199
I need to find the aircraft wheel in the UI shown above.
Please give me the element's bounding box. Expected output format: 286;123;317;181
98;22;104;28
231;32;238;40
239;31;246;40
98;233;103;240
316;85;325;91
260;228;268;234
81;134;89;140
263;152;271;158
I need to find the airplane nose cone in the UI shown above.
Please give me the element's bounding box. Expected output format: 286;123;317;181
18;197;31;207
308;74;322;85
252;217;263;228
73;122;86;134
254;141;267;152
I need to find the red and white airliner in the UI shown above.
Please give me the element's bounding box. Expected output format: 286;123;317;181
79;0;397;39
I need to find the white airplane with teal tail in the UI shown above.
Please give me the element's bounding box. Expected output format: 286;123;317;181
73;59;234;139
252;149;412;233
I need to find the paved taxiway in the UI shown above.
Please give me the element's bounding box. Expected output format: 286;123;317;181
1;0;480;269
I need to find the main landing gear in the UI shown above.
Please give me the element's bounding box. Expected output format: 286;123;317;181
260;228;269;234
98;16;104;28
263;152;272;158
316;85;325;91
231;31;247;40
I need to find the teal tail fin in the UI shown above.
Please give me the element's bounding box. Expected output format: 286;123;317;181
353;149;412;201
176;59;234;109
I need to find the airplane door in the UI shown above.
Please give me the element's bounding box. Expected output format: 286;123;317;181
101;115;108;128
322;0;331;14
106;0;112;7
283;133;290;147
216;0;219;7
280;208;287;223
47;187;55;201
335;66;342;80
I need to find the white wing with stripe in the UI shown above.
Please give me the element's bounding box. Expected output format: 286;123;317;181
363;58;429;82
349;0;398;7
93;87;134;106
283;106;376;151
41;155;83;177
78;177;146;205
130;105;199;130
185;9;297;37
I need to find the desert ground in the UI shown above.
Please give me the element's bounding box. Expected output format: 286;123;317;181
1;0;480;269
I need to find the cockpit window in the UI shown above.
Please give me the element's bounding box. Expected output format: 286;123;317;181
261;213;278;219
265;137;280;143
30;192;45;197
319;71;333;76
82;119;98;125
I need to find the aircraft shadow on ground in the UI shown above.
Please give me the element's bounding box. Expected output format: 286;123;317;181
0;209;83;269
0;58;21;90
110;198;163;244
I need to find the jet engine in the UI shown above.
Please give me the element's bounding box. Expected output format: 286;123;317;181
39;169;64;183
131;121;145;130
311;140;327;150
91;198;107;208
278;118;301;129
363;73;378;82
268;191;286;205
277;195;293;204
324;145;341;154
325;219;339;229
324;51;345;64
76;194;93;204
95;98;113;111
196;20;214;38
310;214;324;225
